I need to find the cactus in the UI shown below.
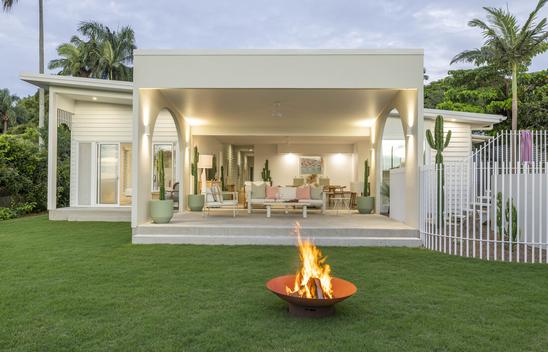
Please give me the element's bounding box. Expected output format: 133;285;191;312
426;115;452;228
220;165;226;191
496;192;503;237
207;154;217;180
261;159;272;184
497;192;519;244
505;198;518;243
363;160;370;197
156;150;166;200
426;115;452;165
191;145;199;195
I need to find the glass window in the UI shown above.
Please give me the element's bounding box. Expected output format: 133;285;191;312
381;140;405;171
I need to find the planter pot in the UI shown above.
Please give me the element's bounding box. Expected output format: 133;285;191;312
187;194;204;212
356;196;375;214
150;199;174;224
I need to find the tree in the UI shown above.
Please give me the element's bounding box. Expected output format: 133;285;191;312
49;21;136;81
424;68;547;132
0;89;18;134
81;21;136;80
451;0;548;130
48;36;92;77
2;0;46;145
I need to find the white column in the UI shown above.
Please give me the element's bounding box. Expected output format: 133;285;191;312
176;115;186;212
404;89;423;228
131;91;152;228
47;90;58;211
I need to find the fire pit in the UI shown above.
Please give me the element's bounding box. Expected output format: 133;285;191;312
266;223;357;318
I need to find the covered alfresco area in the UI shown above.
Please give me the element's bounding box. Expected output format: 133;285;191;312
132;49;424;244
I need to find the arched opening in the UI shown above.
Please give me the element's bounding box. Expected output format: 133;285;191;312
379;109;406;215
148;108;183;210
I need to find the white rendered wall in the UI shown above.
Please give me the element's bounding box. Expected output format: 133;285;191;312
389;168;406;222
371;89;423;228
132;89;187;227
253;144;356;187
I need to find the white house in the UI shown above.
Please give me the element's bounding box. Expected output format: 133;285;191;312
21;49;505;245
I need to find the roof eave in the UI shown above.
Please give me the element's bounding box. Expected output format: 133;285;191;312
20;73;133;93
423;108;506;125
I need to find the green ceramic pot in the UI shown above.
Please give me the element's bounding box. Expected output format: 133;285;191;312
150;199;174;223
187;194;204;212
356;196;375;214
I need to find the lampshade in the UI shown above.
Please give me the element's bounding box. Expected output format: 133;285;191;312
198;154;213;169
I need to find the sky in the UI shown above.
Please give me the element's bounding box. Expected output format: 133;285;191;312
1;0;546;96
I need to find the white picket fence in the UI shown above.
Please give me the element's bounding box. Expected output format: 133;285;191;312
420;130;548;263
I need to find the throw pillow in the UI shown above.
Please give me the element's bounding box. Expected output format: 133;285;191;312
211;184;222;202
266;186;279;200
205;188;216;202
252;183;266;199
279;186;297;201
296;185;311;200
310;186;322;200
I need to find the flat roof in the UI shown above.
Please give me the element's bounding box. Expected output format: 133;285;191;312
134;48;424;56
20;73;505;126
20;73;133;93
424;108;506;125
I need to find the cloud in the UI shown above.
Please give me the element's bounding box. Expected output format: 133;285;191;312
1;0;546;96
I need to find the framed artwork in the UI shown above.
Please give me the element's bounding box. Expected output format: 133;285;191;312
299;156;323;175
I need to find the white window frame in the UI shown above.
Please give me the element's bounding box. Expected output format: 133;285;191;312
96;142;121;207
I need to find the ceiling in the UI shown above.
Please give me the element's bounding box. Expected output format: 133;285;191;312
213;135;368;145
160;88;401;136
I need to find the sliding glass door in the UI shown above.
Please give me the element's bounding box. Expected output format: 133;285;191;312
97;144;119;205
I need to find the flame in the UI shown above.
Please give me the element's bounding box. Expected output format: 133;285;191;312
285;222;333;299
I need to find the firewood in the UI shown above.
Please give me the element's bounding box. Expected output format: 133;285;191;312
313;278;324;299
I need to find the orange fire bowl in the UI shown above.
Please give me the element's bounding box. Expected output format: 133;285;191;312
266;275;357;317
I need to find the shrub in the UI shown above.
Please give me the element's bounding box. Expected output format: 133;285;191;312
0;128;47;213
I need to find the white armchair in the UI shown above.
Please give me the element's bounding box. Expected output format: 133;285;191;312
203;185;239;217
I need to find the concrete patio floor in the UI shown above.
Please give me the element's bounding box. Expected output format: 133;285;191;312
133;209;421;247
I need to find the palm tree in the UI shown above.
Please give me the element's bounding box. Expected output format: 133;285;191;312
451;0;548;130
48;36;92;77
3;0;45;144
78;21;136;81
0;89;19;134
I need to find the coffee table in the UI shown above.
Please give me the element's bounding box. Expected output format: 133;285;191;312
264;201;311;218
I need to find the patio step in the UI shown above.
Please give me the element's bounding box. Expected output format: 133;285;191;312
132;226;421;247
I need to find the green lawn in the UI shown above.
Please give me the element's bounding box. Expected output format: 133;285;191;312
1;215;548;351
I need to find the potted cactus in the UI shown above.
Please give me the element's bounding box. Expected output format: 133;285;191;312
261;159;272;185
187;145;204;211
150;150;174;223
356;160;375;214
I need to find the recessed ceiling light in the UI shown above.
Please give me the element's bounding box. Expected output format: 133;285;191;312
92;96;98;101
355;119;375;128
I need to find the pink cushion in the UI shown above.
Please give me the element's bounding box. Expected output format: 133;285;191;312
266;186;279;199
296;185;311;200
